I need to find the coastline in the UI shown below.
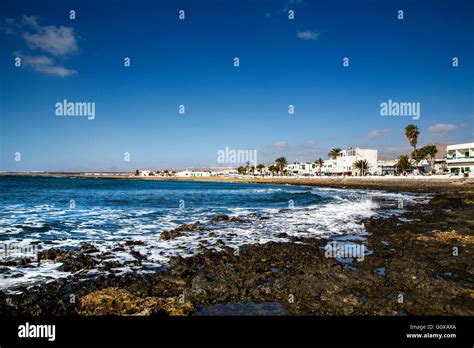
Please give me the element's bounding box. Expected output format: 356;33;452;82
0;176;473;316
1;171;473;194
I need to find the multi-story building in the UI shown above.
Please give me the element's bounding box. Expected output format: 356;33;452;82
286;162;314;176
283;147;378;176
332;147;378;176
446;142;474;175
321;159;337;175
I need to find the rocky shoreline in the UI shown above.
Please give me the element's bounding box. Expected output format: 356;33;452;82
0;181;473;316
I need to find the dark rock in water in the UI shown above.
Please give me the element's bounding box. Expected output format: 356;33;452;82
160;230;185;240
57;253;97;272
80;243;99;254
101;260;123;271
123;240;145;247
37;247;98;272
160;222;201;240
37;248;65;261
130;250;146;262
0;260;17;266
210;215;230;223
19;257;34;266
198;244;208;253
276;232;289;238
249;213;270;220
210;215;244;223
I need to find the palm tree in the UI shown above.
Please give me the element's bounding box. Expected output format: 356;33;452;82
245;161;250;174
354;159;370;176
328;148;342;159
268;165;277;176
314;158;324;176
134;169;139;176
249;165;256;175
275;157;288;176
405;124;420;165
395;155;412;174
425;144;438;169
164;170;169;177
256;163;265;176
237;166;247;175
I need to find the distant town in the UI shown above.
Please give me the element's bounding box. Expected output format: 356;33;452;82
132;141;473;179
129;125;473;179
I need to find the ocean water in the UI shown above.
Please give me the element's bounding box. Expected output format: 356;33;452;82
0;176;427;291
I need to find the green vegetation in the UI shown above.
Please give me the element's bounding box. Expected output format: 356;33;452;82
328;148;342;159
275;157;288;176
354;159;370;176
314;158;324;176
405;124;420;165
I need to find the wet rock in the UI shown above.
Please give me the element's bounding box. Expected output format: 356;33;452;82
58;253;97;272
19;257;34;266
123;240;145;247
80;243;99;254
160;222;201;240
101;260;123;271
160;230;185;240
130;250;146;263
37;248;66;261
276;232;289;238
0;260;17;266
210;215;230;223
210;215;243;223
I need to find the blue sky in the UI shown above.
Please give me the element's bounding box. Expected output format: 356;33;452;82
1;0;473;171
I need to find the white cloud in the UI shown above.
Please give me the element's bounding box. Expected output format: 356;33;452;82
21;15;40;29
429;123;457;134
296;30;319;40
368;129;390;139
19;53;76;77
271;141;289;151
23;24;78;56
33;64;76;77
5;15;79;77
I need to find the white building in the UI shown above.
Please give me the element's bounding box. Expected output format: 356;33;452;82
138;170;151;176
323;147;377;176
321;159;337;175
446;142;474;175
373;159;398;175
278;147;378;177
286;162;315;176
